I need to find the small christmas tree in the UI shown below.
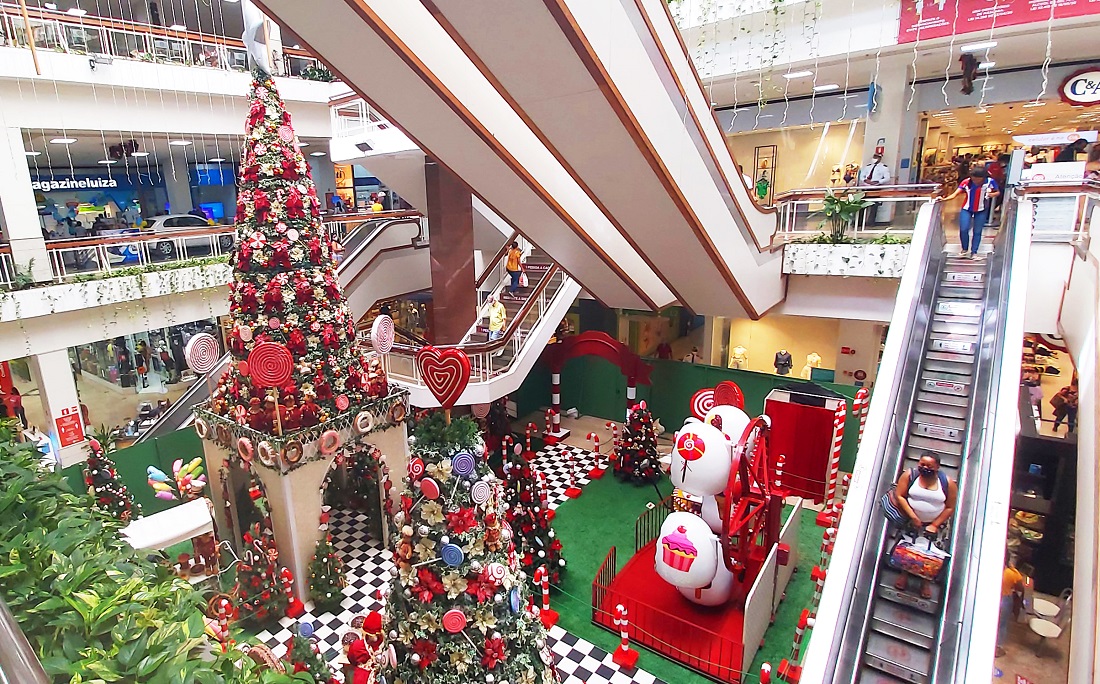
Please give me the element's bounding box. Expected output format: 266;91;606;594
380;412;560;684
284;623;338;683
502;448;566;586
237;521;288;622
308;532;345;611
83;434;138;522
616;403;661;484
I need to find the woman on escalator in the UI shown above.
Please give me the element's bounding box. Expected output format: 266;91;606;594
892;453;958;598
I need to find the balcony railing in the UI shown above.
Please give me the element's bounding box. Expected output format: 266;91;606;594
39;226;237;282
772;184;940;245
331;97;394;139
1017;180;1100;248
0;2;327;80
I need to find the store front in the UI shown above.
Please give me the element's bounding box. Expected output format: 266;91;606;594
32;170;164;238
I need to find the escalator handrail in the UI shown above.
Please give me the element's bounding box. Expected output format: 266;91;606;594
341;216;426;266
802;201;947;680
0;598;48;684
474;230;520;289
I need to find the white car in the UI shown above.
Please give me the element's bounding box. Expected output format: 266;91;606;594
143;214;235;258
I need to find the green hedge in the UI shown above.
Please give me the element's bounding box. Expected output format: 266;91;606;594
516;356;867;471
0;419;310;684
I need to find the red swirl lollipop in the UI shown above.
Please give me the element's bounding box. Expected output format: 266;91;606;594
247;342;293;388
184;332;220;374
442;609;467;633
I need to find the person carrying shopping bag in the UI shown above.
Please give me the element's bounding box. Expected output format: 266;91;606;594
505;241;523;293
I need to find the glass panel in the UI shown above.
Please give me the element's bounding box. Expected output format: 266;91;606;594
108;29;148;60
225;47;248;71
10;17;63;50
150;35;188;63
61;24;104;54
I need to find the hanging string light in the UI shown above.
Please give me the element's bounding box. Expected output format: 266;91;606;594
940;0;962;107
1034;0;1055;104
976;0;1000;111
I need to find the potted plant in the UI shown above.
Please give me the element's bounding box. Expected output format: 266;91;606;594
819;188;874;243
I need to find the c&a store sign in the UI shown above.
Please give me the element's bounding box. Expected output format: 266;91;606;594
1061;68;1100;107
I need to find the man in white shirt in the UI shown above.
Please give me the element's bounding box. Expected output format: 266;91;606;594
858;153;892;186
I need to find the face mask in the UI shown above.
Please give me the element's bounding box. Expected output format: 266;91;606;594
918;466;936;477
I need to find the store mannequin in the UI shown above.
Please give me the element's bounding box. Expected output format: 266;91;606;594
801;352;822;379
774;349;793;376
729;345;748;370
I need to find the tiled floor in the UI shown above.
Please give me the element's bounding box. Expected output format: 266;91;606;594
993;597;1071;683
255;442;667;684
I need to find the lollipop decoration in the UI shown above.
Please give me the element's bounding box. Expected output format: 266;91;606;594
451;451;476;479
371;314;395;354
714;381;745;409
415;346;471;419
247;342;293;435
185;332;221;374
470;479;492;506
147;458;207;501
471;403;491;419
690;388;715;420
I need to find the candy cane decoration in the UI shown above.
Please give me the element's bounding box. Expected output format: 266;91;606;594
526;423;538;453
606;421;619;451
760;663;772;684
809;566;827;618
534;565;559;628
280;568;305;618
564;447;583;499
545;409;553;436
839;472;852;506
853;387;871;450
611;604;640;667
819;527;837;568
774;453;786;493
587;432;606;479
215;598;231;650
823;403;847;521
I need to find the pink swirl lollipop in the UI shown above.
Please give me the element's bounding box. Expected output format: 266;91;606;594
184;332;220;374
335;394;350;411
442;609;467;633
408;457;425;480
247;342;293;388
471;403;490;419
371;315;395;354
470;480;492;505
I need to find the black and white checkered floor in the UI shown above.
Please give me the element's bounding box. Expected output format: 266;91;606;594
256;443;666;684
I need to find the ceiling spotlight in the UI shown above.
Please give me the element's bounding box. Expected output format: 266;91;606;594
130;151;150;157
50;137;77;144
813;84;840;92
783;71;814;79
168;140;193;146
978;61;995;69
309;151;327;156
960;40;997;52
169;23;187;30
44;2;57;8
298;142;310;148
97;159;118;165
66;7;87;16
25;150;41;156
209;158;226;162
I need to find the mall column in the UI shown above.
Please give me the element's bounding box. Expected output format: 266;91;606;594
425;159;476;344
30;349;87;467
0;127;52;283
862;55;921;220
164;151;193;215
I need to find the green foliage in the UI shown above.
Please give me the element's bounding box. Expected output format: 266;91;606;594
11;258;37;290
0;418;306;683
285;630;336;683
299;64;335;82
308;534;345;612
818;188;874;242
871;233;913;245
411;411;481;454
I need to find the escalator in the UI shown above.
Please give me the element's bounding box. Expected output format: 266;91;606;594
135;215;429;443
803;196;1030;683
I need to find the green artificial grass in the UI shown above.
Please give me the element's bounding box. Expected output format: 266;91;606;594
551;475;825;684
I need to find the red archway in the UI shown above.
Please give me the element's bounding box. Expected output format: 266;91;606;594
540;331;652;439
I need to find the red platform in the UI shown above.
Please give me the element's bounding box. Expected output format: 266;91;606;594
593;542;744;683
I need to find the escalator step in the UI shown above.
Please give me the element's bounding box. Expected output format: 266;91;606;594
921;370;973;385
858;666;911;684
923;359;974;375
877;569;942;615
935;300;982;317
871;602;938;650
932;314;981;325
915;390;968;408
930;320;981;336
912;411;968;430
942;261;986;273
864;632;932;684
911;420;963;443
924;350;975;364
905;446;961;470
927;337;976;355
908;435;964;456
919;376;970;397
938;286;984;299
914;399;968;419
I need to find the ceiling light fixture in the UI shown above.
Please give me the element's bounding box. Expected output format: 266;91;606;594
209;158;226;162
783;70;814;79
49;137;77;144
169;23;186;30
978;61;995;69
960;40;997;52
813;84;840;92
298;142;310;148
25;150;41;156
66;7;87;16
309;151;327;156
168;140;193;146
130;151;149;157
97;159;117;165
44;2;57;8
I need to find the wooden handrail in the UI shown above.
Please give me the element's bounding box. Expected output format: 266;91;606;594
324;210;422;224
474;230;520;289
772;185;940;203
0;2;312;56
388;264;562;358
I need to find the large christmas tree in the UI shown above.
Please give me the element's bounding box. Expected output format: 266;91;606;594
502;448;566;586
209;72;386;428
381;413;559;684
83;435;138;522
616;403;661;484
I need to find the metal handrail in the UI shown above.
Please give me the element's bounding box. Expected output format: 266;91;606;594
0;598;49;684
474;230;520;289
772;183;941;202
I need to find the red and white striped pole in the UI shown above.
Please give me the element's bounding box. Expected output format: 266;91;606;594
545;409;553;437
760;663;772;684
538;471;554;522
606;421;619;452
526;422;538;453
809;565;827;618
819;527;836;568
839;472;852;505
778;609;812;682
215;597;231;650
550;372;562;436
587;432;606;479
854;387;871;450
817;402;847;526
534;565;559;628
611;604;640;667
564;445;583;499
774;453;786;495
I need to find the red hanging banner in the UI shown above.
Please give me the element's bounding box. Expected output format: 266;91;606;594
898;0;1100;43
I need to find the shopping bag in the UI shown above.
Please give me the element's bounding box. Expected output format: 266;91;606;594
880;489;907;526
888;533;950;580
518;271;529;288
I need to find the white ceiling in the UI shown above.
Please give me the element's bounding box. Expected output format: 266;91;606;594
20;129;329;170
702;19;1099;107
